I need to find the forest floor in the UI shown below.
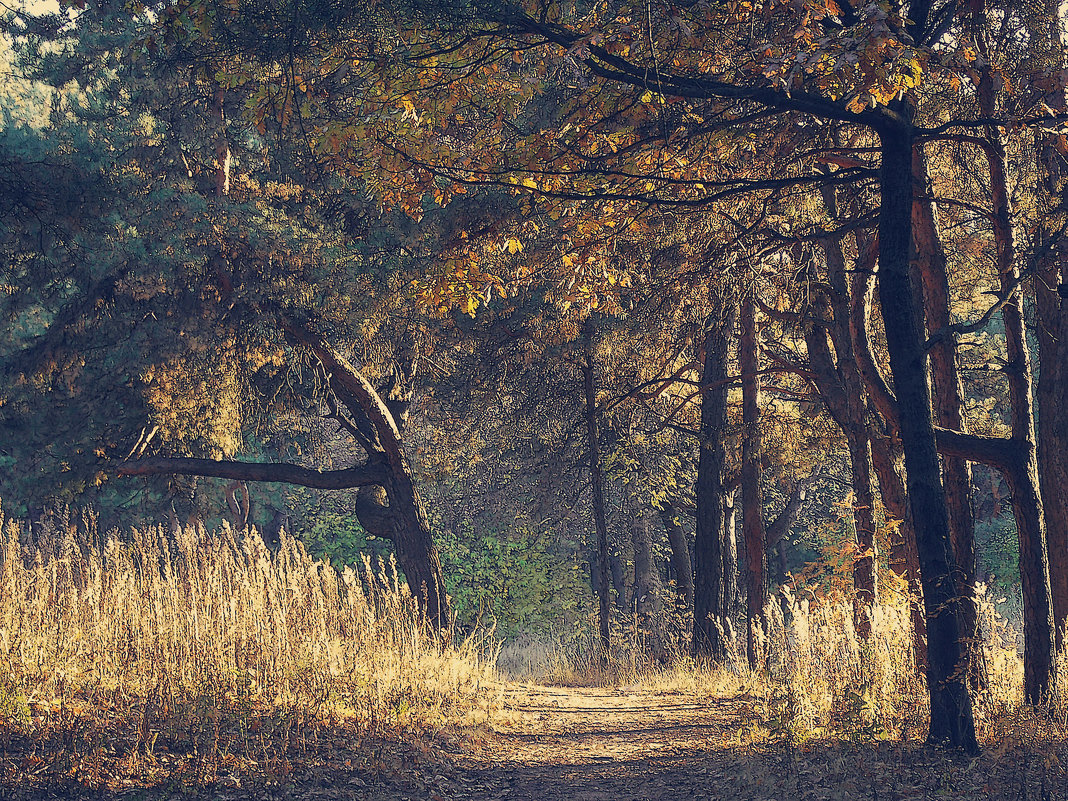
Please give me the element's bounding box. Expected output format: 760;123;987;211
3;682;1068;800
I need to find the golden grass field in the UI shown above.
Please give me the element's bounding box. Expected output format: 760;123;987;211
0;510;1063;798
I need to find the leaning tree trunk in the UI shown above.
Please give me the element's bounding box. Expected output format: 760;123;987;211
118;322;452;633
693;299;733;659
876;110;977;752
292;330;450;630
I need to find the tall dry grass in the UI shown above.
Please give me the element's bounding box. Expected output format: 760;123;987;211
0;509;498;762
498;575;1056;748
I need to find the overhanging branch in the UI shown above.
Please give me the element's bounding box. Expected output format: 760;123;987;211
115;456;388;489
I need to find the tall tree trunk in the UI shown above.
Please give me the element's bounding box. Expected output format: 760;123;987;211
1036;193;1068;654
911;146;982;687
693;300;732;659
811;185;881;639
212;87;230;198
979;78;1057;702
582;323;612;658
850;246;928;669
875;112;977;752
1033;12;1068;649
740;293;767;668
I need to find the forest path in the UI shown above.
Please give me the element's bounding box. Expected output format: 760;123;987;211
426;683;1046;801
442;683;769;801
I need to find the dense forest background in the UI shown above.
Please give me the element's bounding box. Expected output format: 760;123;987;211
3;0;1068;764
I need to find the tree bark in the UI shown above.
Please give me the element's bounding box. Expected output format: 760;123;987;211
807;224;877;640
693;299;733;659
660;502;694;615
281;322;449;629
875;111;977;752
740;293;767;668
979;87;1057;703
632;507;662;652
911;145;981;687
1036;183;1068;653
722;488;738;632
869;433;928;672
1033;14;1068;649
582;322;612;658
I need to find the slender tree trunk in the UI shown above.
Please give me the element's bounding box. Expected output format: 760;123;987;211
582;326;612;658
845;431;877;640
810;192;880;639
980;87;1057;702
911;146;982;687
876;113;977;752
632;507;662;653
722;488;738;634
212;87;230;198
660;503;694;615
740;293;767;668
693;300;732;659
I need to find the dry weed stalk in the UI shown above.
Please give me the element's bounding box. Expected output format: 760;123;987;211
0;510;497;743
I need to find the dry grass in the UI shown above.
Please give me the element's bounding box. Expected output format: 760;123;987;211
0;508;499;794
498;579;1064;752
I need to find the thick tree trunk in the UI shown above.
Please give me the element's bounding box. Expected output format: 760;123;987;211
582;328;612;658
911;146;982;687
1034;37;1068;648
740;293;767;668
693;301;733;659
1036;194;1068;652
876;114;977;752
282;322;449;629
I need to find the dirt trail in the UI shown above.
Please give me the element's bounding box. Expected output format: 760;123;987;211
425;684;1059;801
444;685;759;801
